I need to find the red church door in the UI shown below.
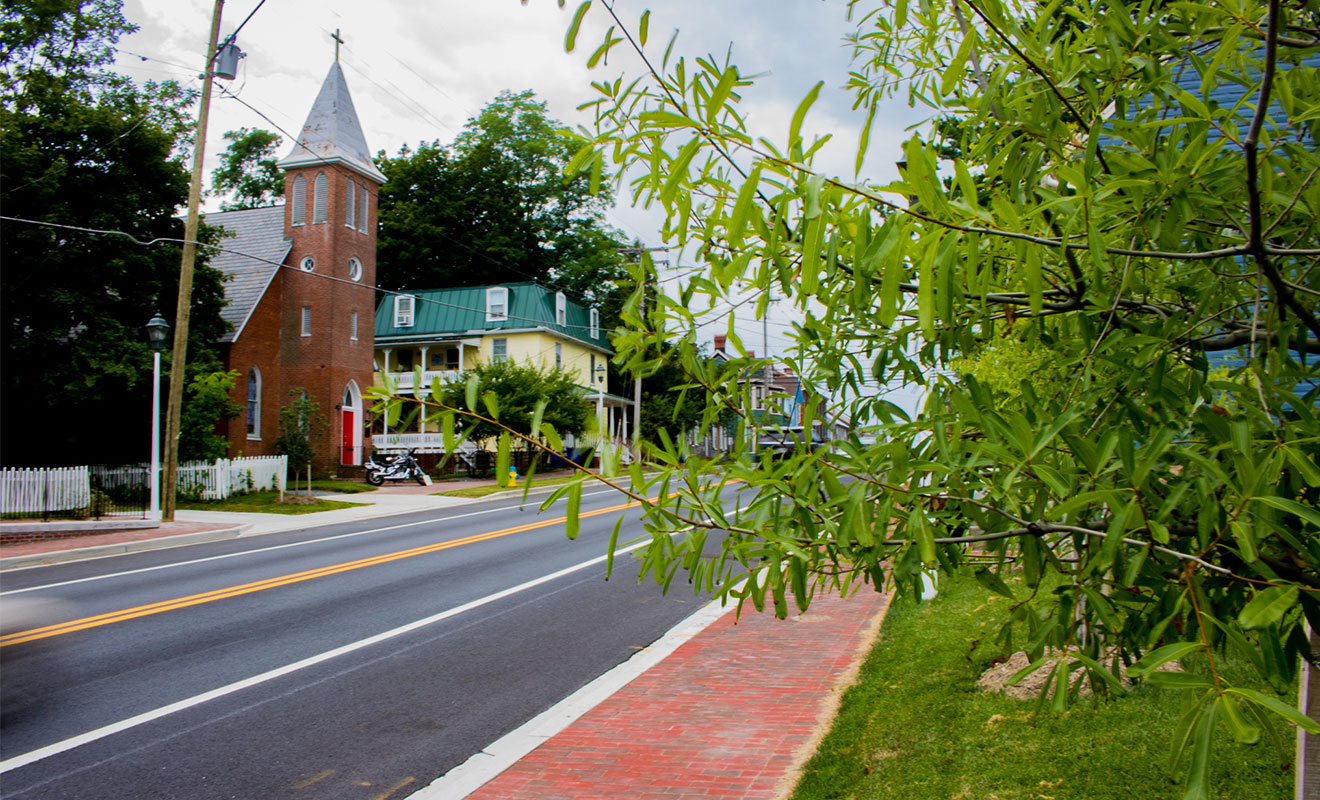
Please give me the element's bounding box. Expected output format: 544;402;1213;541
341;409;355;465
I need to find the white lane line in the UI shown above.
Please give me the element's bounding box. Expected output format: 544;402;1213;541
0;538;650;775
413;594;737;800
0;488;621;596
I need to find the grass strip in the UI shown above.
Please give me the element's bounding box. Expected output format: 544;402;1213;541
308;480;378;494
175;491;366;515
433;474;583;498
790;570;1293;800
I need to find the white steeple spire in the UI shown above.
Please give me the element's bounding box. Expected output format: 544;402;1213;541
277;62;386;184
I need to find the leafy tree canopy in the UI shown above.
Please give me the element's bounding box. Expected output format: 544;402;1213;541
429;359;591;446
537;0;1320;792
0;0;229;465
178;370;243;462
374;90;631;323
212;127;283;210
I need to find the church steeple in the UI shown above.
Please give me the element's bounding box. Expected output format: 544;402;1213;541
277;62;386;184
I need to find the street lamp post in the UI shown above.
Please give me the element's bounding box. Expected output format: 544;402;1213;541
146;313;171;521
594;363;606;465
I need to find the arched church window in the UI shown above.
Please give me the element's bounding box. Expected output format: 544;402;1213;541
246;366;262;439
291;176;306;225
313;172;328;223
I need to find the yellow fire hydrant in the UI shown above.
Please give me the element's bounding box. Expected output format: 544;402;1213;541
507;466;518;488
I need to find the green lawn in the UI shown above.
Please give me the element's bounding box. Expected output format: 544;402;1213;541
308;480;377;494
175;491;366;514
790;571;1294;800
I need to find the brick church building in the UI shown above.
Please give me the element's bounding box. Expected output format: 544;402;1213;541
205;61;383;473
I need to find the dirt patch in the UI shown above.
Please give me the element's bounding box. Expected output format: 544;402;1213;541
278;495;321;506
977;650;1179;700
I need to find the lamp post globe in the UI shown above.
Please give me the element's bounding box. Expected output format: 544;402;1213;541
146;313;170;352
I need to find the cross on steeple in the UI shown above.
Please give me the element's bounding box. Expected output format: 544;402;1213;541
331;28;344;62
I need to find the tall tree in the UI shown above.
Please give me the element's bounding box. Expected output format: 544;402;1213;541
0;0;229;465
375;90;631;318
211;127;283;210
547;1;1320;792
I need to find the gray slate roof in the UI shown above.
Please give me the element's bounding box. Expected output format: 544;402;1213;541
203;206;291;343
277;62;387;184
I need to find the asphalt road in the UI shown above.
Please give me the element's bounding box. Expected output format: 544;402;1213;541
0;486;714;799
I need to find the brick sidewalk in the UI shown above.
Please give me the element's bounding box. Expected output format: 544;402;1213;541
467;590;890;800
0;521;236;558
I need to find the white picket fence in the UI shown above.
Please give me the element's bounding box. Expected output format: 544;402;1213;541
176;456;287;500
0;466;92;513
0;456;287;514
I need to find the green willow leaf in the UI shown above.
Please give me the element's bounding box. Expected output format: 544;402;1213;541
1238;585;1298;629
565;1;592;52
565;479;582;540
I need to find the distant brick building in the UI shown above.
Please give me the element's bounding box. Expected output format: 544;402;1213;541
205;61;384;473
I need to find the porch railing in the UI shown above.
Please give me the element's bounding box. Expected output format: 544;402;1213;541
372;433;477;453
385;370;462;392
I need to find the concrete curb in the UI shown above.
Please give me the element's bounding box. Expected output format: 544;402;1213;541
0;519;161;536
0;526;247;571
413;595;740;800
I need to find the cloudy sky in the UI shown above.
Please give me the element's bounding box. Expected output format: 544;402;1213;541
114;0;929;402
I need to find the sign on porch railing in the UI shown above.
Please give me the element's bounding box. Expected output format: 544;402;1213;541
177;456;287;501
0;466;91;514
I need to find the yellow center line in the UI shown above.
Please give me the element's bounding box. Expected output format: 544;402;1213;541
0;499;640;647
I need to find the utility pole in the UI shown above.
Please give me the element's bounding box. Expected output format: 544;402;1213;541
162;1;225;521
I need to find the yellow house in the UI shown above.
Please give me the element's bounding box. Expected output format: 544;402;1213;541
371;282;630;452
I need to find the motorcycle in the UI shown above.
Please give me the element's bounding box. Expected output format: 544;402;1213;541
364;449;431;486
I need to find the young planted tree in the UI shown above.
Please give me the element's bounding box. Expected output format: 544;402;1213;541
552;1;1318;793
276;390;326;496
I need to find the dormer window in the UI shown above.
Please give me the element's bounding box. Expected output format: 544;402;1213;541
486;287;508;322
346;180;357;228
313;172;328;223
589;308;600;339
291;175;306;225
394;295;414;327
555;292;567;326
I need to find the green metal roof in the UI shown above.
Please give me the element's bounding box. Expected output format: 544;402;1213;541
375;282;610;352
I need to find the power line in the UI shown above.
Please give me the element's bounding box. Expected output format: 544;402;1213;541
219;0;269;50
0;214;611;336
113;47;199;76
